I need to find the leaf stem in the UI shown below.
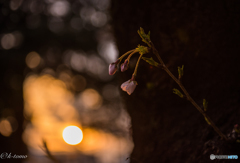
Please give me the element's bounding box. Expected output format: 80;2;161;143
150;42;228;141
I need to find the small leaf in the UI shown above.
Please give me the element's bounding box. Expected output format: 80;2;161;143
173;88;184;98
203;99;208;111
142;57;160;67
178;65;184;79
205;117;211;125
137;27;151;47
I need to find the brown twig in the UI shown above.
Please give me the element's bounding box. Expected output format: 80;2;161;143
42;139;60;163
150;42;228;141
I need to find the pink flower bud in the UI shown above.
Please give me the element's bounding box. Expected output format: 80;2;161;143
109;63;117;75
109;60;120;75
121;60;129;72
121;79;137;95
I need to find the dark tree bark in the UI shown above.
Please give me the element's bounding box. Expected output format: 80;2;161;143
111;0;240;162
0;48;28;162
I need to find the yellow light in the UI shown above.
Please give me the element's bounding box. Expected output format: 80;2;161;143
62;126;83;145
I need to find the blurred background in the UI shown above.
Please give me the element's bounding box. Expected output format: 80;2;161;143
0;0;133;162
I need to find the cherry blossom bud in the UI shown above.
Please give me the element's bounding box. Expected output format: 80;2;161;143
121;60;129;72
121;79;137;95
109;60;120;75
109;63;117;75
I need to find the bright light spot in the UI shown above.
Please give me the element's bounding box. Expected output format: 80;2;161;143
62;126;83;145
6;116;18;132
92;0;110;11
49;0;70;17
91;11;107;27
69;51;107;79
80;7;95;22
81;89;102;109
26;51;41;69
86;55;105;76
0;119;12;137
98;41;119;63
10;0;23;11
1;32;23;49
1;34;16;50
70;52;87;72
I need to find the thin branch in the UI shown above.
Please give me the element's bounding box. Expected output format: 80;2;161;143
150;42;228;141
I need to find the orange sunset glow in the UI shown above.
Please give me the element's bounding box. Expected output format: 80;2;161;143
23;74;133;163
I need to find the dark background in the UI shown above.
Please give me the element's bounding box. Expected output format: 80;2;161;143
111;0;240;162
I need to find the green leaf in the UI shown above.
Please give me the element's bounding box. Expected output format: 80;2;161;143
203;99;208;111
142;57;160;67
173;88;184;98
137;27;151;47
178;65;184;79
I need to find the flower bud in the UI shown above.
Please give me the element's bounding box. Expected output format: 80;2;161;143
121;60;129;72
109;59;120;75
109;63;117;75
121;79;137;95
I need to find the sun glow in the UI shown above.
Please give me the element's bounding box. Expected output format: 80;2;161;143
62;126;83;145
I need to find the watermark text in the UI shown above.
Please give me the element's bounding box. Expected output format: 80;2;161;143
210;154;238;160
0;152;27;159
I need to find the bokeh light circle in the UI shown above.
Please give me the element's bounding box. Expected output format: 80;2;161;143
62;126;83;145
